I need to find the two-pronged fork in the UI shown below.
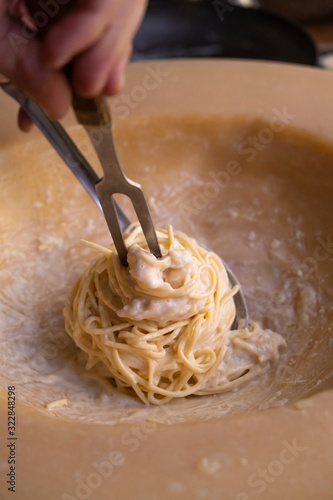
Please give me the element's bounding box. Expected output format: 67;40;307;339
71;94;162;266
1;82;161;267
1;83;248;329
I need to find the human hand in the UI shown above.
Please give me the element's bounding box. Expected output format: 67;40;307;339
0;0;147;131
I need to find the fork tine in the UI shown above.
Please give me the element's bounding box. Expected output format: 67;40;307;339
130;187;162;260
96;181;128;266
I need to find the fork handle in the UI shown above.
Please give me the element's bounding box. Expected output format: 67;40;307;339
72;94;111;128
1;83;131;230
1;82;101;209
72;94;129;186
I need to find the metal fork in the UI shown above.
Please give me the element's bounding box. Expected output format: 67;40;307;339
1;82;130;231
72;94;162;266
1;82;161;266
1;84;248;329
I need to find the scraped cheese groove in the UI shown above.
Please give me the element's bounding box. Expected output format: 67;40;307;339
0;114;332;426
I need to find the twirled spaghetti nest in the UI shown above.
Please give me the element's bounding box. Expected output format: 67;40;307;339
64;225;285;404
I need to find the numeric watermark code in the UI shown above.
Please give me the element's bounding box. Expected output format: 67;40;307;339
7;386;17;493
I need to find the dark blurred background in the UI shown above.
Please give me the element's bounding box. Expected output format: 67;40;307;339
132;0;333;68
253;0;333;22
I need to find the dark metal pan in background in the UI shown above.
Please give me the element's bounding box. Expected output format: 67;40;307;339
132;0;317;66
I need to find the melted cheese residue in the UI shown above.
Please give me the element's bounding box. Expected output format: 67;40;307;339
64;224;286;405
